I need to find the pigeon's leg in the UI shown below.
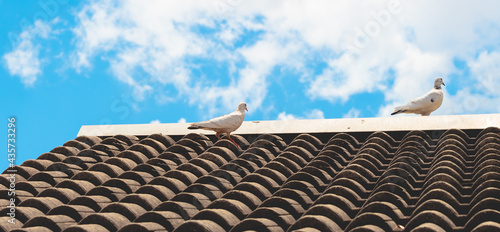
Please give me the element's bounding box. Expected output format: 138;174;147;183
215;132;222;140
226;133;240;147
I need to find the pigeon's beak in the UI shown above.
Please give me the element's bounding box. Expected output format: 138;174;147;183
443;82;446;86
245;107;248;111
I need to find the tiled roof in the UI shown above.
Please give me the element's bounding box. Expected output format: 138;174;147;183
2;122;500;231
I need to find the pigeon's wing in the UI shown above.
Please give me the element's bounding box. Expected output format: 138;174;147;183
397;91;441;111
191;111;243;131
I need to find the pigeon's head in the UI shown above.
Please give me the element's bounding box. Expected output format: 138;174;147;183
238;102;248;112
434;77;445;89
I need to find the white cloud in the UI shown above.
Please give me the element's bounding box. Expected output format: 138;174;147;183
306;109;325;119
71;1;286;116
150;119;161;124
343;108;361;118
177;118;187;123
277;109;325;121
468;51;500;96
438;51;500;115
3;20;54;86
70;0;500;117
277;112;299;121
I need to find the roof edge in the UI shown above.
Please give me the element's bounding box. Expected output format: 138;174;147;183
77;114;500;137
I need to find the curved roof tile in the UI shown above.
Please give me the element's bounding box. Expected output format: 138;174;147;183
192;209;240;231
69;195;112;212
79;212;130;231
22;215;76;232
153;201;199;220
47;205;95;222
147;133;176;148
135;211;184;231
74;136;102;146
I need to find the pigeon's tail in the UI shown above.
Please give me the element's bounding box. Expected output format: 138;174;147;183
188;124;201;129
391;110;405;115
391;106;409;115
391;105;409;116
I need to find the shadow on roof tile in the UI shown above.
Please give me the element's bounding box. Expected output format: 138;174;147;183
288;215;342;232
101;202;146;221
79;212;130;231
61;224;109;232
135;184;175;201
22;215;76;232
154;201;199;220
117;222;167;232
147;133;176;148
0;206;44;224
192;209;240;231
135;211;184;231
47;204;94;222
75;136;102;147
69;195;112;212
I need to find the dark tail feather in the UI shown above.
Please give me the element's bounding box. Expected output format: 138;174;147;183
188;125;200;129
391;110;405;115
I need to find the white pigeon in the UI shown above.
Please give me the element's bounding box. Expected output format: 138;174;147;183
391;77;445;116
188;102;248;146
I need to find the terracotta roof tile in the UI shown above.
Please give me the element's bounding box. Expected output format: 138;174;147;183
102;178;141;193
16;181;52;196
112;135;139;146
18;197;64;214
47;204;95;222
0;217;23;231
37;188;80;203
0;206;44;224
154;201;199;220
55;179;95;195
76;149;110;162
172;219;225;232
21;215;76;232
117;222;167;232
101;202;147;221
133;163;165;176
117;171;153;185
20;159;54;171
207;198;252;220
148;176;187;193
135;211;184;231
192;208;239;230
247;207;296;230
147;133;176;147
79;212;130;231
86;186;127;202
230;217;285;232
145;158;177;171
11;226;54;232
135;184;175;201
62;224;109;232
74;136;102;146
120;193;161;211
63;140;91;151
100;138;129;151
69;195;112;212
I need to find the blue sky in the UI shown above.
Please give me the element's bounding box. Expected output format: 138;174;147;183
2;0;500;171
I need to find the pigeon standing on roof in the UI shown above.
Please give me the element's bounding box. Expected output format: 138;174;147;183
188;102;248;146
391;77;445;116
